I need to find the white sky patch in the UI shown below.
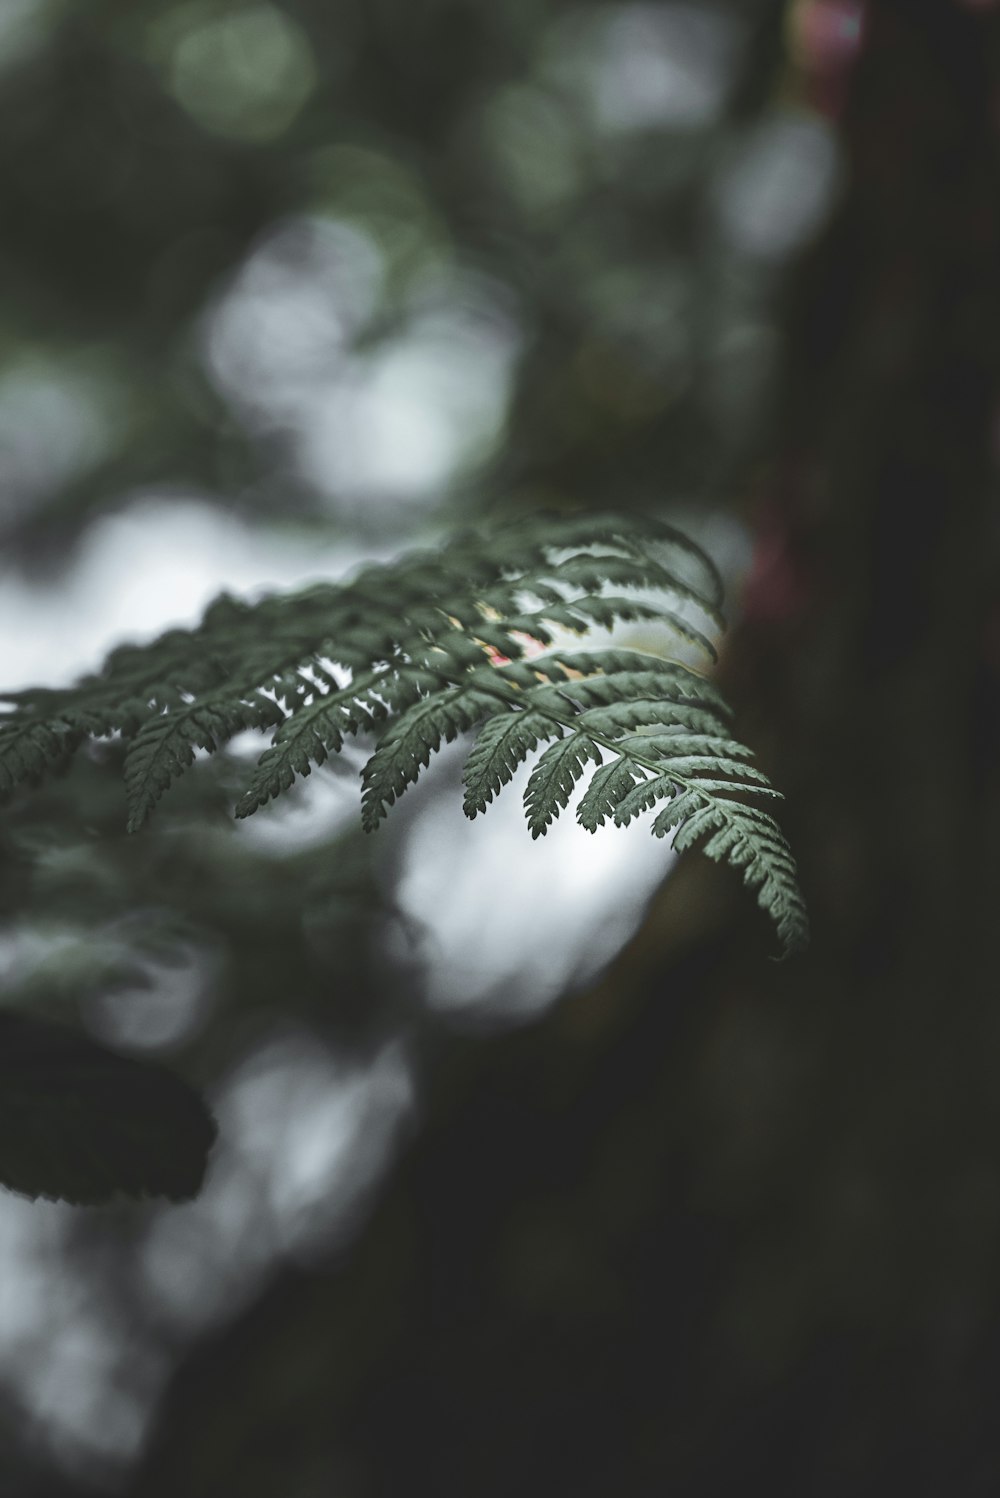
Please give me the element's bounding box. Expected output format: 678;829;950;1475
204;219;521;509
140;1036;415;1330
395;743;677;1022
711;109;843;262
297;308;521;503
0;495;364;691
592;4;741;132
23;1312;162;1475
227;761;364;855
541;3;742;135
0;1194;164;1472
0;362;118;526
82;936;219;1053
204;215;385;419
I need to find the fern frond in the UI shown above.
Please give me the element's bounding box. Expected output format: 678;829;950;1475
0;512;807;954
524;734;604;837
664;797;807;955
361;683;499;830
577;757;644;833
0;717;82;797
462;710;565;817
234;664;442;818
542;651;733;714
124;692;285;832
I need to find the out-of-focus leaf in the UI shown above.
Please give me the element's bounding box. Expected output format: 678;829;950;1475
0;1015;216;1205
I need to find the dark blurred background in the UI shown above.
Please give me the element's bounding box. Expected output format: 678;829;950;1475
2;0;1000;1492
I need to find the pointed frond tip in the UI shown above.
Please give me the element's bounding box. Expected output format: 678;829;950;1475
0;510;807;955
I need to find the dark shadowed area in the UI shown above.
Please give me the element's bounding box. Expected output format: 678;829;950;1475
2;0;1000;1493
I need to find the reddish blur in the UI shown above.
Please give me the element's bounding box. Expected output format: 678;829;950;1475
788;0;867;117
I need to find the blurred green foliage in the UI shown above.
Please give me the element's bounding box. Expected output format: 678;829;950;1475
4;0;1000;1495
0;0;787;556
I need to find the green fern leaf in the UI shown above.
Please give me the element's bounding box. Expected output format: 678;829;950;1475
545;552;725;626
0;716;82;798
463;710;565;817
569;697;731;736
612;772;686;827
610;744;771;785
361;684;497;831
524;733;604;837
125;693;284;832
0;511;808;955
551;594;718;656
234;696;347;817
235;665;441;818
544;652;732;714
628;787;808;954
577;757;644;832
679;802;807;954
